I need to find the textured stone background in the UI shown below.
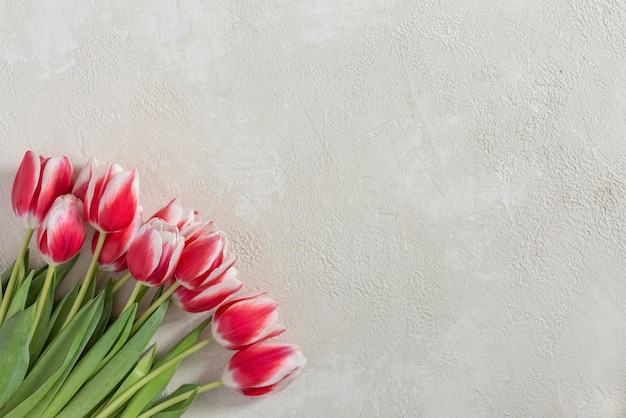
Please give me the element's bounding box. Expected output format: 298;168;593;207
2;1;626;417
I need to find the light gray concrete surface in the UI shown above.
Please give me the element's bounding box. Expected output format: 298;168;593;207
2;1;626;417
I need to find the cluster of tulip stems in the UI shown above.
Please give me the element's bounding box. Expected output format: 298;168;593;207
0;151;305;418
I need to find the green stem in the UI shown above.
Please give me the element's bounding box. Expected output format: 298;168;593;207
94;336;214;418
130;281;181;335
122;281;144;313
0;228;33;327
62;231;107;329
136;381;223;418
112;272;133;293
30;265;56;340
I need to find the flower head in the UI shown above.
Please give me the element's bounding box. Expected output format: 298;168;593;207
12;151;73;229
222;344;306;397
83;162;139;233
150;198;199;230
175;229;236;290
211;292;285;350
172;268;241;313
37;194;87;265
126;218;184;287
72;158;100;201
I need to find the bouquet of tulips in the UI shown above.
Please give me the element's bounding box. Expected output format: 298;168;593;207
0;151;305;418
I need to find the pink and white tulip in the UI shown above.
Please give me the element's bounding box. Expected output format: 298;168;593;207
150;198;199;231
126;218;184;287
222;344;306;397
71;158;101;201
37;195;87;266
172;268;242;313
174;229;236;290
211;292;285;350
93;207;143;271
12;151;73;229
83;162;139;233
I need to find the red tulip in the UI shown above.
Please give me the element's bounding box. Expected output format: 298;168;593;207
37;195;87;266
211;292;285;350
71;158;101;200
149;198;199;230
174;229;236;290
179;220;216;243
222;344;306;397
84;162;139;233
92;206;143;271
172;268;241;313
126;218;184;287
12;151;73;229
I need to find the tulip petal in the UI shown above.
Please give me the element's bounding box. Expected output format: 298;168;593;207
127;226;162;284
36;156;73;224
37;195;86;265
222;344;306;394
72;159;100;200
96;170;138;232
172;269;241;313
239;368;304;397
175;232;224;289
212;293;285;350
12;151;40;220
150;198;183;224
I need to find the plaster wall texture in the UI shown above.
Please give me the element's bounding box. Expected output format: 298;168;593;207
1;0;626;417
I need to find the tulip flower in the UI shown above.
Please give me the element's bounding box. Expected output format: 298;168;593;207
172;268;242;313
12;150;73;229
83;162;139;233
222;344;306;397
72;158;101;200
211;292;285;350
126;218;184;287
150;198;199;230
175;229;237;290
93;206;143;271
37;195;87;266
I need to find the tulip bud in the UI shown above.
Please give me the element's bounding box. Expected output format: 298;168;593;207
179;220;216;243
172;268;241;313
72;158;101;200
222;344;306;397
37;195;87;266
126;218;184;287
84;162;139;233
12;150;73;229
93;206;143;271
175;229;236;290
211;292;285;350
150;198;199;230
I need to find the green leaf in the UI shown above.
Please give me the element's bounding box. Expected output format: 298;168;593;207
120;318;211;418
0;306;35;409
95;345;157;417
56;302;168;418
86;280;114;352
25;265;49;307
83;267;98;307
26;254;79;307
6;270;33;321
0;294;104;417
1;259;17;289
151;286;164;304
42;303;137;418
54;254;80;285
148;384;199;418
45;281;81;344
28;270;58;365
1;249;29;291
